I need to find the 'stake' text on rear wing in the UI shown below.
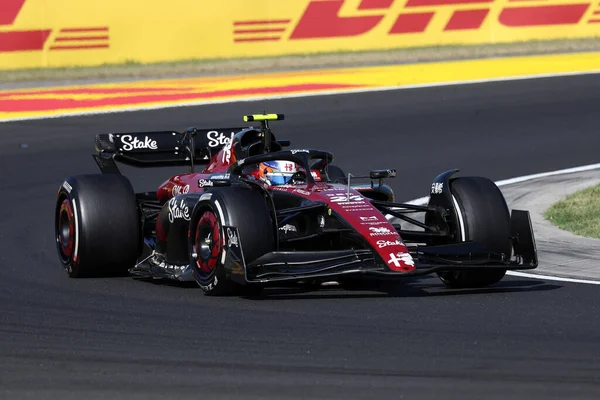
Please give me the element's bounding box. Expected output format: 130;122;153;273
92;127;251;173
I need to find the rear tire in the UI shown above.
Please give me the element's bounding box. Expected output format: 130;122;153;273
190;185;275;296
437;177;511;288
55;174;141;278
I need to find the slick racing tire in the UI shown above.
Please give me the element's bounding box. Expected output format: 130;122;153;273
55;174;141;278
190;185;275;296
437;177;511;288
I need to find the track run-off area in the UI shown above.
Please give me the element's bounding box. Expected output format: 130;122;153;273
1;57;600;399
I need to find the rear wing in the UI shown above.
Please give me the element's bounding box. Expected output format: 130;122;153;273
93;127;251;173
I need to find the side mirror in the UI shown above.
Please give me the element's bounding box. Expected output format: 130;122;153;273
370;169;396;180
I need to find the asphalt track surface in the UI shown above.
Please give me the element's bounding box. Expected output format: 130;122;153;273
2;75;600;399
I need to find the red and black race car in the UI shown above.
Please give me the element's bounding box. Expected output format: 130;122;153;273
55;113;538;295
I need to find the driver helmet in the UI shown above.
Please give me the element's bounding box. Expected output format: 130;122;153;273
258;160;300;185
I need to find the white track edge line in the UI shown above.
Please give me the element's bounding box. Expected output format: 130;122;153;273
399;162;600;285
2;68;600;124
508;271;600;285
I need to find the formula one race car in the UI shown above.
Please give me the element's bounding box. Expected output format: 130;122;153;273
54;113;538;295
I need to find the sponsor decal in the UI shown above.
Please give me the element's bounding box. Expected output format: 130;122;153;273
387;252;415;268
198;179;214;188
209;131;237;163
291;149;310;154
0;1;109;54
369;226;396;236
226;228;239;248
271;184;295;190
361;221;389;226
327;194;364;202
167;198;190;223
294;189;311;196
207;131;235;147
360;216;378;221
154;258;187;271
377;239;403;248
279;224;298;234
287;0;595;41
318;215;325;228
431;182;444;195
119;135;158;151
172;184;190;196
62;181;72;193
339;202;369;207
210;173;230;180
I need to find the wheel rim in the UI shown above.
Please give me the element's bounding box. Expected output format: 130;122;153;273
195;211;222;275
57;198;75;264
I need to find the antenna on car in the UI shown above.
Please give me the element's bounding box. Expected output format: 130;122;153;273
347;173;354;201
243;113;284;154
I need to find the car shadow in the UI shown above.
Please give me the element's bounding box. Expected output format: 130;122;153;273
131;276;199;289
243;278;562;300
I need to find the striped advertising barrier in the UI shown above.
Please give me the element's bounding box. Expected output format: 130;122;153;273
0;0;599;70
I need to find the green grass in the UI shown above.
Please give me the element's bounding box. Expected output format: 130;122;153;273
545;184;600;238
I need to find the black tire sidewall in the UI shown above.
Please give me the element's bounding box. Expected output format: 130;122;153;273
54;174;140;277
438;177;510;288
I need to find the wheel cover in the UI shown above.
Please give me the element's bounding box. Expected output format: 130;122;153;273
195;211;222;275
57;198;75;264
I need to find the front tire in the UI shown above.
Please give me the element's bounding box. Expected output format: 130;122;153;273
55;174;141;278
437;177;511;288
190;185;275;296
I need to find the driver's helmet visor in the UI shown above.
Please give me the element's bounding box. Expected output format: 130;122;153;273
261;160;299;185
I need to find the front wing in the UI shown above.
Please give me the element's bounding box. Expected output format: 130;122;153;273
223;210;538;285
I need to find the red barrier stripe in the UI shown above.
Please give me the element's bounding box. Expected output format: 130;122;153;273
0;30;51;52
60;27;109;33
499;4;589;26
358;0;394;9
233;20;290;26
406;0;492;7
49;44;109;50
0;87;196;97
389;13;433;33
444;9;489;30
0;0;26;25
54;36;109;42
234;28;286;34
234;37;281;42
